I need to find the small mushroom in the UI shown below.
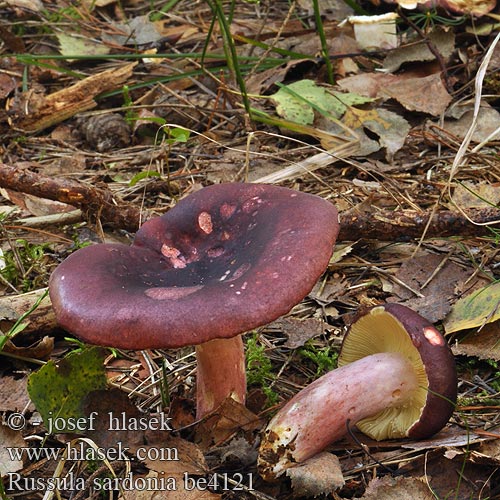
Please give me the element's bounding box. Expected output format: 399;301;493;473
258;303;457;481
49;183;339;418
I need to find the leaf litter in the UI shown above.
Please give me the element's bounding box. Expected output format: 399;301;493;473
1;1;500;499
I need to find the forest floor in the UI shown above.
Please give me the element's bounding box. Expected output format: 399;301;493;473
1;0;500;499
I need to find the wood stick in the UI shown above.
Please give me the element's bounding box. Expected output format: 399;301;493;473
0;288;56;335
0;162;142;231
1;162;499;240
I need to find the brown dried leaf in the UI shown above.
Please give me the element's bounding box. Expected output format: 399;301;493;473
195;397;261;450
273;317;328;348
0;375;32;412
441;102;500;143
400;424;485;450
452;320;500;361
82;388;146;449
5;0;43;11
338;72;398;98
389;253;472;323
0;188;76;216
439;0;496;15
0;425;25;474
168;397;196;430
471;439;500;465
339;66;452;117
452;181;500;209
379;73;451;116
309;278;347;305
132;437;207;476
383;28;455;73
0;71;18;99
362;476;435;499
286;452;345;497
341;106;410;156
397;448;492;499
2;336;54;361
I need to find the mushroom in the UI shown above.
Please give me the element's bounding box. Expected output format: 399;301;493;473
258;303;457;481
49;183;339;418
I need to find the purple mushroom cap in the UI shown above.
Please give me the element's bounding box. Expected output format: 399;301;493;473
49;183;340;349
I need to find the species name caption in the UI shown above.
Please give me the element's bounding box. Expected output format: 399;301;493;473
5;411;254;493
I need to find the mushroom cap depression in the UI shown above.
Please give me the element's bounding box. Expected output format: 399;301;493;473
339;303;457;440
49;183;340;349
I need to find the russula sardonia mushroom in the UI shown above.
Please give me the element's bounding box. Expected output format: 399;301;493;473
49;183;339;418
258;303;457;480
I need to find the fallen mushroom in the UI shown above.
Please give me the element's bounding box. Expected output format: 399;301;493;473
258;303;457;481
49;183;339;418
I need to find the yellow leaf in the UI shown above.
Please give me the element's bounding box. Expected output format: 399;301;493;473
444;282;500;334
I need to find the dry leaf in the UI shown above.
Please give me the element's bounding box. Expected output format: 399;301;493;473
362;475;435;499
440;102;500;143
82;388;148;449
452;320;500;361
195;398;261;450
389;253;469;323
273;317;328;348
471;440;500;465
379;73;451;116
5;0;43;11
2;336;54;360
286;452;345;497
338;70;452;115
444;281;500;334
397;448;493;499
400;425;485;450
0;375;32;412
452;181;500;209
0;71;18;99
0;425;25;475
0;189;77;216
341;106;410;156
56;33;110;59
132;437;207;476
383;28;455;73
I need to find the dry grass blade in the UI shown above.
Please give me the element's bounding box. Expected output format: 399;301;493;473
447;32;500;226
253;142;359;184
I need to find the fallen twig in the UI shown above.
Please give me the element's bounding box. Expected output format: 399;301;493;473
1;162;499;240
0;162;142;231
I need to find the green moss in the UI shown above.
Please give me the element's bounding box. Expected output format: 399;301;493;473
246;333;278;406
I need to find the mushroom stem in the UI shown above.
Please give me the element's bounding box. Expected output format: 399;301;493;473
258;352;419;480
195;335;246;418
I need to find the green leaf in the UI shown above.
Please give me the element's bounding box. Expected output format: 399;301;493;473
56;33;110;60
166;126;190;143
27;347;107;432
270;79;372;125
444;281;500;334
129;170;161;187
